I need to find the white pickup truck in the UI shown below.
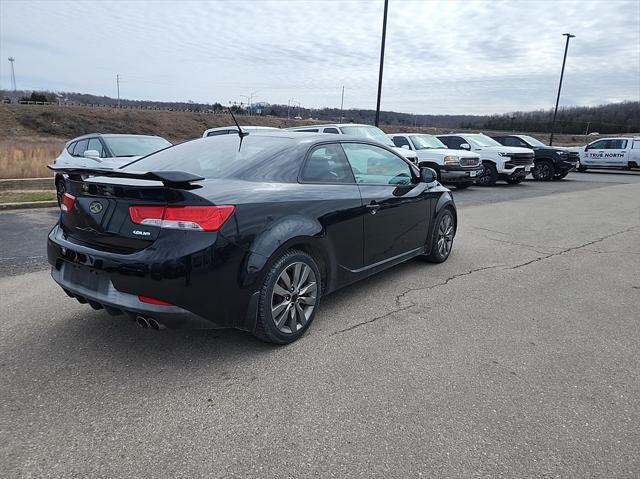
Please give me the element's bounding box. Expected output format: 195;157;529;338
388;133;483;189
437;133;535;186
574;137;640;171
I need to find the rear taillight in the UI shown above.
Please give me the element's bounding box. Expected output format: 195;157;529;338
138;295;173;306
129;205;235;231
61;193;76;213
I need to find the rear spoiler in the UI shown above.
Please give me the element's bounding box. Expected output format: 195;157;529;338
47;165;204;188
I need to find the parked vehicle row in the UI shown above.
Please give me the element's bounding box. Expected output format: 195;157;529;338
571;136;640;171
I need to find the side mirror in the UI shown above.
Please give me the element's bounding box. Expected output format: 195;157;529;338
83;149;100;159
460;143;471;150
401;144;410;150
420;167;437;183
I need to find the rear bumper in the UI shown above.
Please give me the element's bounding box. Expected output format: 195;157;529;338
47;224;257;331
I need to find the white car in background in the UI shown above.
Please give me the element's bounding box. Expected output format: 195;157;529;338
575;137;640;171
286;123;419;164
203;126;278;137
52;133;172;203
437;133;535;186
388;133;483;189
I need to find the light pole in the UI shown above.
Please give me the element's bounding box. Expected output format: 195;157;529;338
340;86;345;122
241;91;259;116
374;0;389;127
116;74;121;108
288;98;297;119
549;33;575;146
8;57;16;91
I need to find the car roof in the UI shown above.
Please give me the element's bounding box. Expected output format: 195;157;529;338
65;133;168;145
204;126;278;131
286;123;378;130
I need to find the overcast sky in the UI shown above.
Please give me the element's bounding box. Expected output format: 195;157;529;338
1;0;638;115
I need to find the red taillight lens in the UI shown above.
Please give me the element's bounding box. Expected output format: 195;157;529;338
138;295;173;306
61;193;76;213
129;205;235;231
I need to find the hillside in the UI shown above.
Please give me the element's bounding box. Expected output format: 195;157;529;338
0;103;637;179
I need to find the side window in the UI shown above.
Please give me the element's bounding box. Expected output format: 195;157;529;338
87;138;105;157
300;143;355;184
607;139;627;149
322;128;339;134
632;140;640;149
588;140;606;149
72;139;89;157
66;142;76;154
342;143;412;186
438;136;465;149
206;130;231;137
502;137;524;147
391;136;411;149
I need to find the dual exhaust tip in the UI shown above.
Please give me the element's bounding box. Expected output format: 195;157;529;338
136;316;163;330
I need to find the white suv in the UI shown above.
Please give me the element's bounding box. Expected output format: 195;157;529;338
389;133;482;189
286;123;419;163
437;133;534;186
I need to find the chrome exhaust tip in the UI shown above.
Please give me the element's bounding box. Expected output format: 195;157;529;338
148;318;163;330
136;316;150;329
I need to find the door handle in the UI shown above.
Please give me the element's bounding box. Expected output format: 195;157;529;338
366;202;381;215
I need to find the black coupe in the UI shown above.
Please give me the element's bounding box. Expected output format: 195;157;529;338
48;132;457;343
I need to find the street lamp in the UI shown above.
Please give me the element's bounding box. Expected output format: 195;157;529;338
374;0;389;127
549;33;575;146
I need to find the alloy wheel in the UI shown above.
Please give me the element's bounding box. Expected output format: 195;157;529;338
437;214;454;257
534;162;550;179
271;262;317;334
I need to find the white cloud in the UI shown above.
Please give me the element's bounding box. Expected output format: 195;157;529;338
1;0;638;114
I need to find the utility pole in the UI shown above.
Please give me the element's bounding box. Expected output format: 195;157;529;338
116;74;121;108
374;0;389;127
288;98;297;119
340;85;345;122
549;33;575;146
8;57;16;91
585;121;591;135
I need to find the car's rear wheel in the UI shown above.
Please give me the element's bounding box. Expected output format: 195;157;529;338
477;162;498;186
426;209;455;263
255;250;321;344
532;159;554;181
55;176;65;206
453;181;473;189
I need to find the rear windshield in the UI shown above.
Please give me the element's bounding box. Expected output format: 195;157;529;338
124;135;296;180
103;136;171;157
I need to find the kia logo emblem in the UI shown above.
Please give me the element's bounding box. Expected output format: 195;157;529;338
89;201;103;214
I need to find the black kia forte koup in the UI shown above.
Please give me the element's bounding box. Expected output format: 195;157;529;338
48;132;457;344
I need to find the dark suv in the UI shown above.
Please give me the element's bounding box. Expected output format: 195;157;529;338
491;134;579;181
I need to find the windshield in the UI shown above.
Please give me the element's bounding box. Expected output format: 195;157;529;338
465;134;503;148
409;135;447;149
340;126;395;146
103;136;172;157
519;135;547;147
124;135;294;179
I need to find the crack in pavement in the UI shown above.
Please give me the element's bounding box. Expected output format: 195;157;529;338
330;225;639;337
330;264;505;336
509;225;640;270
469;231;552;255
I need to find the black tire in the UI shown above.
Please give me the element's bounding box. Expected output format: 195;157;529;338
425;208;455;263
531;159;555;181
254;249;321;344
476;162;498;186
553;171;569;180
577;160;587;172
506;176;525;185
55;176;66;206
453;181;473;189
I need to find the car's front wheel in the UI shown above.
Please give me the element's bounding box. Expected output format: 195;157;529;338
477;162;498;186
553;172;569;180
255;250;321;344
426;209;456;263
577;160;587;172
532;160;555;181
506;176;525;184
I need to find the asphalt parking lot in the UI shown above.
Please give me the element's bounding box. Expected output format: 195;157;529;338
1;170;639;477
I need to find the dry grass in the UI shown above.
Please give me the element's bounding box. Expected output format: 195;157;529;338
0;190;57;203
0;138;64;179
